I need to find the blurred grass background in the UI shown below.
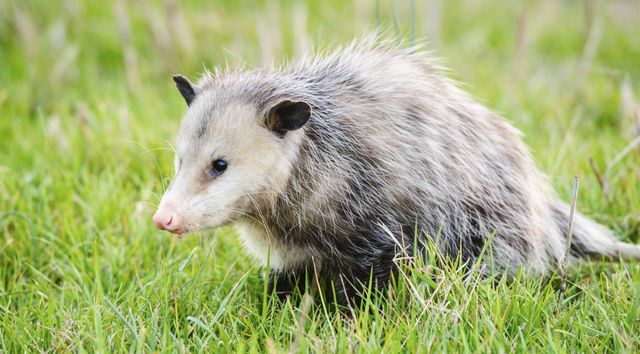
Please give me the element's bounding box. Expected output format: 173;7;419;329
1;0;639;352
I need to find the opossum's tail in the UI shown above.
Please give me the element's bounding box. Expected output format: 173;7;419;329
552;202;640;261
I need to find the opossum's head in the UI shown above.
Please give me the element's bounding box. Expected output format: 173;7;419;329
153;74;311;235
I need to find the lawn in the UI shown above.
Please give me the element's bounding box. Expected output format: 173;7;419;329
1;0;639;352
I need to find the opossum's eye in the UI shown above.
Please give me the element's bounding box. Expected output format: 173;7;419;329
210;159;228;177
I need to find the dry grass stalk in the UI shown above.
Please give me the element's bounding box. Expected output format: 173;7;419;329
577;0;602;84
560;176;579;292
114;0;141;93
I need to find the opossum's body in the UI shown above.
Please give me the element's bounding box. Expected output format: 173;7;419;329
154;39;640;301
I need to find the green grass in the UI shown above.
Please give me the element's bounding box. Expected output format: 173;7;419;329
1;0;640;352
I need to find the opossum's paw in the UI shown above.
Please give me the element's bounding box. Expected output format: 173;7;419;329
267;271;307;301
327;267;396;308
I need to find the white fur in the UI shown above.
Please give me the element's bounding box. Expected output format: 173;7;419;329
234;218;319;271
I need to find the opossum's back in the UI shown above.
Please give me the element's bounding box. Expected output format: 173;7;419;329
290;42;540;202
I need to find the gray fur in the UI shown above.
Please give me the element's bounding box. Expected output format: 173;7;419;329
158;37;640;301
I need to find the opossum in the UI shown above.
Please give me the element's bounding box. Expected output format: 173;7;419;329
153;38;640;302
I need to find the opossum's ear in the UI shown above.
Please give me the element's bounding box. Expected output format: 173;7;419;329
266;100;311;136
172;74;197;106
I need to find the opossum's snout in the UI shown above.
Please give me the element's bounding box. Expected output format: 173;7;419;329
153;205;182;234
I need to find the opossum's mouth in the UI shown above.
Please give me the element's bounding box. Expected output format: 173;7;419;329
164;227;186;238
155;218;235;239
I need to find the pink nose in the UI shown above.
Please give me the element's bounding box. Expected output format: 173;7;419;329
153;207;181;233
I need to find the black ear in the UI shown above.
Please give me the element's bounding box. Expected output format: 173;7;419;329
172;74;196;105
266;100;311;136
